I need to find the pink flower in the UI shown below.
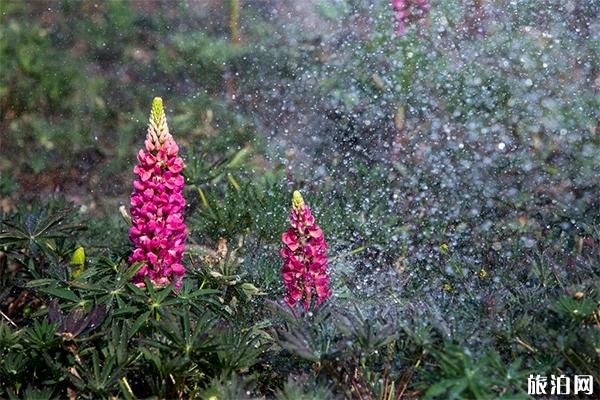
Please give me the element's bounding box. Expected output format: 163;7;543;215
129;98;187;288
391;0;431;36
281;191;331;310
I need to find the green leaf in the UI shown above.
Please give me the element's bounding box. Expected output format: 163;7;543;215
113;306;139;317
123;262;144;281
552;295;596;320
25;279;56;288
72;266;98;281
426;379;456;398
130;311;151;337
154;284;175;304
39;287;80;303
126;283;145;296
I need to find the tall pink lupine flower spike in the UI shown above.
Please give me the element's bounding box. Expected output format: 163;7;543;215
129;97;187;288
281;191;331;310
391;0;431;36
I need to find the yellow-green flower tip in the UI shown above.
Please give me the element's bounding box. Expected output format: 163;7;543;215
150;97;164;124
70;246;85;266
292;190;305;210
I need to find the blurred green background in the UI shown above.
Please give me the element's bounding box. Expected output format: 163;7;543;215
1;0;598;212
1;0;276;211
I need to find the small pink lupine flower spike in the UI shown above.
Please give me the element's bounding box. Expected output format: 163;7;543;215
129;97;187;288
391;0;431;36
281;191;331;310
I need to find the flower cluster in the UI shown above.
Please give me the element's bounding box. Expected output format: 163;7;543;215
281;191;331;310
129;97;187;288
391;0;431;36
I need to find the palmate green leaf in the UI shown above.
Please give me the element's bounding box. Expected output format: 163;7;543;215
105;322;131;367
198;373;254;400
184;145;252;186
0;220;29;238
423;343;531;399
25;278;56;288
1;352;29;380
24;320;59;350
177;287;221;301
0;233;29;247
209;147;252;185
69;350;123;395
122;262;144;281
273;303;341;363
68;279;106;292
467;381;488;400
216;329;262;374
130;311;151;338
153;283;176;304
190;183;253;241
552;295;596;321
112;306;140;317
188;297;226;316
142;307;219;360
144;277;157;297
449;380;470;400
71;265;98;281
276;377;334;400
425;379;461;399
115;295;127;310
39;287;81;303
247;319;276;342
126;282;145;297
7;385;55;400
435;348;463;375
333;306;398;354
0;323;22;351
0;205;86;258
267;300;301;326
171;281;223;313
277;328;322;362
138;361;168;399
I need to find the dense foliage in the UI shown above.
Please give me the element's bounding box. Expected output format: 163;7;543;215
1;0;599;398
